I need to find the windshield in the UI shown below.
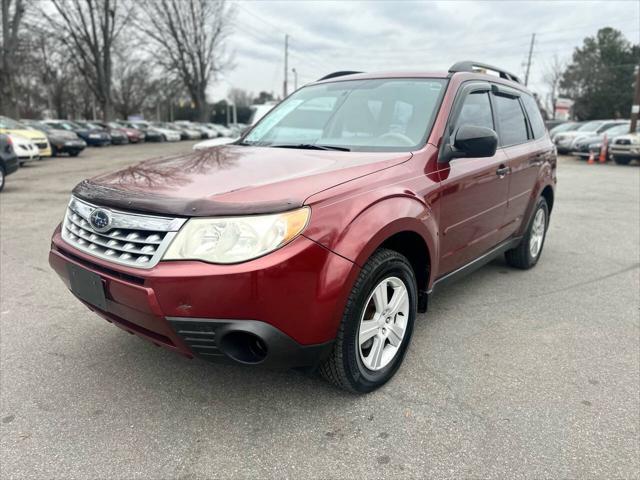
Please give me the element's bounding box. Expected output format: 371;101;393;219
578;121;604;132
550;122;576;134
49;121;79;131
604;124;631;136
243;78;447;151
0;116;26;129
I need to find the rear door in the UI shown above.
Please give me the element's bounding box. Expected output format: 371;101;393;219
438;82;510;275
494;88;548;234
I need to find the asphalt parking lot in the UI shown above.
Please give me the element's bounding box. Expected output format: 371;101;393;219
1;143;638;479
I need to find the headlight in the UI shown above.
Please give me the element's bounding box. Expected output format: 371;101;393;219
163;207;310;264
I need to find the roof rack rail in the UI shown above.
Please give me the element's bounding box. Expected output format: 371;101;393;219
317;71;363;81
448;61;522;84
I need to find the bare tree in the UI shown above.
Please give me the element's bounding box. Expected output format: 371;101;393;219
135;0;234;121
0;0;26;116
543;55;567;120
228;88;253;109
41;0;132;120
112;54;159;119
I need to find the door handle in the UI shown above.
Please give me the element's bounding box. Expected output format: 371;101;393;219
496;165;511;178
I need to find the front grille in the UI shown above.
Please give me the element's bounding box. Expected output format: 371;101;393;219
36;142;48;149
615;139;631;145
61;196;186;269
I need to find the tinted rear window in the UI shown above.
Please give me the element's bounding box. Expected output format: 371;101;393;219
521;94;546;139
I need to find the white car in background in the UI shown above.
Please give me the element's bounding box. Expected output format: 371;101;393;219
9;134;40;165
174;121;218;139
130;121;181;142
193;103;277;151
206;123;233;137
554;120;628;154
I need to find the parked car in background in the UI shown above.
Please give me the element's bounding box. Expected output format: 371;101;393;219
554;120;628;154
104;122;144;143
9;134;40;165
544;119;566;130
0;116;52;157
49;64;556;393
0;133;19;192
609;131;640;165
75;121;123;145
142;122;182;142
194;109;273;151
204;123;230;137
21;120;87;157
548;121;581;141
571;122;631;158
174;121;217;139
44;120;111;147
116;121;164;142
87;121;131;145
248;102;277;127
161;122;200;140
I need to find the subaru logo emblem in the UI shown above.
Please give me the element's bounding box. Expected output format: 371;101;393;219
89;208;111;232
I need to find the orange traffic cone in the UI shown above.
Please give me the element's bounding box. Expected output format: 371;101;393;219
599;134;608;163
587;151;595;164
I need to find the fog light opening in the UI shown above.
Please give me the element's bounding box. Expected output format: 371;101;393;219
219;331;268;364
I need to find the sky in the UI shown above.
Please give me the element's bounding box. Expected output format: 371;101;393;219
211;0;640;105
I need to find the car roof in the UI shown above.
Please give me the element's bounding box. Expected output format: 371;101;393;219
311;69;531;94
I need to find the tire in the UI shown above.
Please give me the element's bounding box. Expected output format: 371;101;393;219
319;248;417;393
69;151;80;157
0;166;5;192
505;197;549;269
51;146;58;157
612;155;632;165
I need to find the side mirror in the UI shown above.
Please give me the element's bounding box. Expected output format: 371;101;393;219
440;125;498;162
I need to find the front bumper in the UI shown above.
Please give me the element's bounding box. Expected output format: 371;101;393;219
610;145;640;159
49;226;355;367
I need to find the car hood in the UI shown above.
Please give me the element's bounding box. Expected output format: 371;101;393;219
73;145;412;217
0;128;47;141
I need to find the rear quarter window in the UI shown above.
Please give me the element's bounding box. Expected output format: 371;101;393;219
521;94;546;139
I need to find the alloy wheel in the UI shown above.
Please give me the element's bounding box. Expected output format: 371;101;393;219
529;208;546;258
357;276;409;371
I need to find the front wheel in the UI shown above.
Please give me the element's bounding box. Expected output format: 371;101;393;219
0;166;5;192
319;249;417;393
505;197;549;269
612;155;632;165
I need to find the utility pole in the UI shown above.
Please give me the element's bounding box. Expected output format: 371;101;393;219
283;34;289;98
524;33;536;86
630;64;640;133
292;68;298;91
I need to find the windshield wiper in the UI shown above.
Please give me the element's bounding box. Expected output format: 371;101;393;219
269;143;350;151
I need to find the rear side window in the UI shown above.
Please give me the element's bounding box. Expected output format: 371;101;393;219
455;91;494;131
494;94;528;147
521;94;546;139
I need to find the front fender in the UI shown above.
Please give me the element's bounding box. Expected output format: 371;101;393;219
305;194;438;279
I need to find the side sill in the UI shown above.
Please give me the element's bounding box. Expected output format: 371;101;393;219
428;236;522;295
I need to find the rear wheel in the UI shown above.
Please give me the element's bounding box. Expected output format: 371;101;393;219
505;197;549;269
612;155;632;165
319;249;417;393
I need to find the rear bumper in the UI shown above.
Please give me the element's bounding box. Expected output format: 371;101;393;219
49;226;355;367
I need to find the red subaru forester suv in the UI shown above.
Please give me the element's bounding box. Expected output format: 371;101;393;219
49;62;556;393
